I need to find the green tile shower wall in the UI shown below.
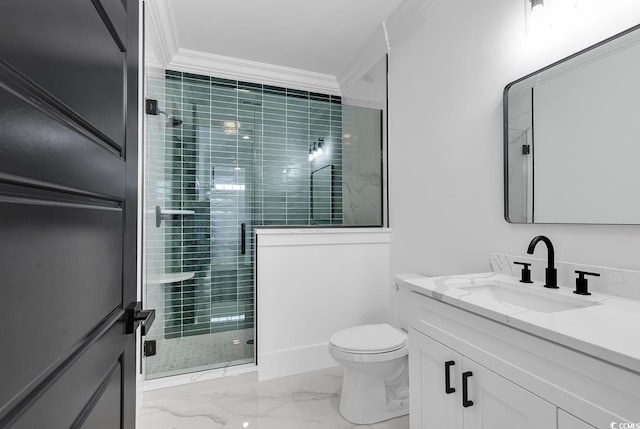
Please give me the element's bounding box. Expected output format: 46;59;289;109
161;70;343;339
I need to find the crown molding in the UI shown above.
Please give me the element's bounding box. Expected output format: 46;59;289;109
337;25;388;95
144;0;179;68
168;49;341;95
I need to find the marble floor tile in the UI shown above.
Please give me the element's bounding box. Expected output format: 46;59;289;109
138;366;409;429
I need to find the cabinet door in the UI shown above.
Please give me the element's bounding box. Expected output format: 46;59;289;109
558;410;596;429
409;328;462;429
463;356;557;429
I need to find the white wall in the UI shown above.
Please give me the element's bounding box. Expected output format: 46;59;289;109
388;0;640;280
256;228;391;380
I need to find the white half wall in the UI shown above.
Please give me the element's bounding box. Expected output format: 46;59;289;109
387;0;640;282
256;228;391;381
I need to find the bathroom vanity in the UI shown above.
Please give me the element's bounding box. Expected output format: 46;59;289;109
399;273;640;429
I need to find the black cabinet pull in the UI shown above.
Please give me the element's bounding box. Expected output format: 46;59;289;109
241;223;246;255
462;371;474;408
445;361;456;394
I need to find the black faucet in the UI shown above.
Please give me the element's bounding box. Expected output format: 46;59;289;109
526;235;558;289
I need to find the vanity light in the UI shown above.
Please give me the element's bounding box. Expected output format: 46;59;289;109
308;142;315;161
308;139;325;162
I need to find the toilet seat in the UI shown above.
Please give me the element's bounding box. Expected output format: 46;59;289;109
329;341;408;363
329;323;408;362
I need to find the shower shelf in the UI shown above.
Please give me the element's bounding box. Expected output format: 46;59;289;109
155;206;195;227
146;272;195;285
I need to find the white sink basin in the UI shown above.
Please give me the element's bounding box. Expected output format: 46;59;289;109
455;282;601;313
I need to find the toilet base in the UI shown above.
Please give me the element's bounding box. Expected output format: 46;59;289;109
337;357;409;425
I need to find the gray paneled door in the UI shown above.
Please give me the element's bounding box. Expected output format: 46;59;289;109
0;1;139;428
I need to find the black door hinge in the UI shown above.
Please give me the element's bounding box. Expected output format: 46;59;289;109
522;144;531;155
144;340;157;357
145;98;159;115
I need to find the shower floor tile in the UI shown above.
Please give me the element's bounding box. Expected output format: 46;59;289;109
138;366;409;429
145;328;254;379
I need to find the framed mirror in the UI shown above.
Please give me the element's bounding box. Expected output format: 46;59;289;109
504;23;640;224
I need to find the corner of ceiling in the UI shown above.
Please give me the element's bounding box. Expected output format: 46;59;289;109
384;0;444;46
337;24;389;96
145;0;340;95
145;0;180;68
336;0;444;95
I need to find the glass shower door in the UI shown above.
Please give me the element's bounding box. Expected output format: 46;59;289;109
143;73;257;380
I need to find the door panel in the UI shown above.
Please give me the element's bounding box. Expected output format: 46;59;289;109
409;328;462;429
558;410;596;429
463;357;556;429
0;0;138;427
79;364;123;429
0;80;125;198
96;0;129;44
11;324;124;429
0;0;127;148
0;191;123;407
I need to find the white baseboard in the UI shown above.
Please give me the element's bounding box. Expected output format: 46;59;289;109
258;342;336;381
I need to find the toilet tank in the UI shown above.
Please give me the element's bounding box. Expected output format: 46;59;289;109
390;273;426;332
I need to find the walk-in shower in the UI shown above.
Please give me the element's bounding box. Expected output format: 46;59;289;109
142;70;383;380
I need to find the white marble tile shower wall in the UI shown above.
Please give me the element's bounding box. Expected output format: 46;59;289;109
342;106;382;225
138;367;409;429
491;253;640;301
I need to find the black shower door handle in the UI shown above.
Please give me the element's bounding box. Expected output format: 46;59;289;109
241;223;246;255
444;360;456;394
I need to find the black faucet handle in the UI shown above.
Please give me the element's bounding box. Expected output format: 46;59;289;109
575;270;600;277
514;261;533;284
574;270;600;296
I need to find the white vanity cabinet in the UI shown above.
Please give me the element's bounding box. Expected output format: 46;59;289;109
407;290;640;429
557;410;596;429
410;329;556;429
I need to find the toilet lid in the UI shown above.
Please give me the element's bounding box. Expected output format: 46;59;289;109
330;323;407;354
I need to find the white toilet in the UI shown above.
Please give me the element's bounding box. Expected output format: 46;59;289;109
328;275;417;424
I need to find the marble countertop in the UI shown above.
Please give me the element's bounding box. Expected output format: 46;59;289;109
398;272;640;374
